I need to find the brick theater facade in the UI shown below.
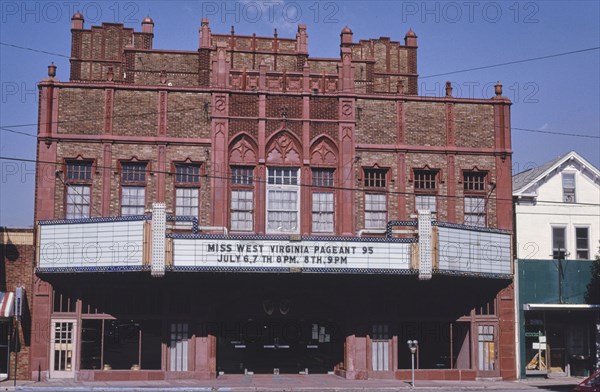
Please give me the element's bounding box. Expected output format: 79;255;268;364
31;14;515;381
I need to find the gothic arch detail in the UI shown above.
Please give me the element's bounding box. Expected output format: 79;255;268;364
266;131;301;164
310;137;338;166
229;134;257;163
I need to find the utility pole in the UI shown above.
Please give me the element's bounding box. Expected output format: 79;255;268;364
558;247;564;304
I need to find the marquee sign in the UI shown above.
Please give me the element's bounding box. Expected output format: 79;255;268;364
172;237;414;273
37;218;147;271
35;211;512;278
436;224;512;276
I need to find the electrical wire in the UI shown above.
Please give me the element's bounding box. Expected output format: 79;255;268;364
0;42;70;58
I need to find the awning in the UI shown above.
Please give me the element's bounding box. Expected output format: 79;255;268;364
523;303;600;311
0;292;14;318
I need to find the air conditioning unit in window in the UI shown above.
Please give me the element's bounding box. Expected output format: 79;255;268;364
563;193;575;203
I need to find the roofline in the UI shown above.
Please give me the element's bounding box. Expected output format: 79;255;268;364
513;151;600;196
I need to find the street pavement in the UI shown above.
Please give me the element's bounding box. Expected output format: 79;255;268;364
0;374;582;392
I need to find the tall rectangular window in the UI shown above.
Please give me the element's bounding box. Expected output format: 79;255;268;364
562;172;576;203
65;160;93;219
175;163;200;217
312;168;335;233
121;162;147;216
552;226;566;259
169;323;189;371
267;167;299;234
414;169;438;213
463;171;487;227
477;325;496;371
575;227;589;259
231;166;254;231
364;168;388;230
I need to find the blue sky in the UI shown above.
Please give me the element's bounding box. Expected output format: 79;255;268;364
1;1;599;227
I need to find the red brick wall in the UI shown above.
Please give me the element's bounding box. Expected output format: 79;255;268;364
405;102;446;146
57;89;104;134
167;92;211;138
1;229;34;380
356;99;397;144
113;90;158;136
45;84;510;229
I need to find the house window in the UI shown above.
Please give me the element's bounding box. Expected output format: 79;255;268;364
562;172;576;203
175;163;200;217
266;167;299;233
414;169;437;213
231;166;254;231
552;227;566;259
65;160;93;219
312;168;335;233
575;227;589;259
463;171;487;227
121;162;147;216
364;168;388;230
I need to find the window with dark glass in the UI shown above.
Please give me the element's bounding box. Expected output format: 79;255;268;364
312;168;335;233
464;171;486;192
231;166;254;231
175;163;200;217
65;160;93;219
79;320;161;370
121;162;147;216
575;227;589;259
562;172;576;203
552;227;566;259
463;171;487;227
66;160;92;181
414;169;438;213
364;168;388;229
364;168;387;188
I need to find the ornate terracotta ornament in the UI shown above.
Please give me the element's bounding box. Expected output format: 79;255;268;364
267;133;300;163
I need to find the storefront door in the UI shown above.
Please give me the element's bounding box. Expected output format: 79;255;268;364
49;319;77;378
475;323;500;378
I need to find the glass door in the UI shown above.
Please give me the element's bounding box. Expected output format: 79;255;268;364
49;319;77;378
476;323;500;377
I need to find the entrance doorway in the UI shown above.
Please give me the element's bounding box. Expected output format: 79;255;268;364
49;319;77;378
216;319;338;374
475;323;500;378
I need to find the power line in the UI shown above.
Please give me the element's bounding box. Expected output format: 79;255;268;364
2;155;599;208
512;127;599;139
420;47;600;78
0;42;70;58
0;127;37;138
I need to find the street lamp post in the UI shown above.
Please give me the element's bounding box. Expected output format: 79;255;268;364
407;340;418;387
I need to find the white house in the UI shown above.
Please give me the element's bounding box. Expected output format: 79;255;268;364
513;150;600;378
513;151;600;261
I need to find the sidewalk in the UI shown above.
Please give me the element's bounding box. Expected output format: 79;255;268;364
0;374;583;391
